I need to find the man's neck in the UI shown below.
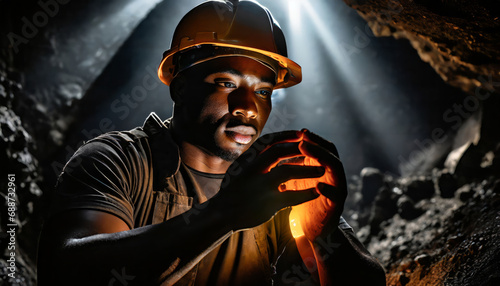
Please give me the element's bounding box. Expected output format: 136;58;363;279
177;141;231;174
170;116;233;174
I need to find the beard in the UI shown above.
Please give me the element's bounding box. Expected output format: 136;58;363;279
211;144;240;162
194;116;248;162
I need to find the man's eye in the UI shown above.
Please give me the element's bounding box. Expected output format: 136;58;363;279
256;90;272;99
217;82;236;88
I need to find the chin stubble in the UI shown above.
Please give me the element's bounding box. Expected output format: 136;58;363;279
198;117;242;162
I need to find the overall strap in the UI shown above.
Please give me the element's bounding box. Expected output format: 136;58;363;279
135;113;181;189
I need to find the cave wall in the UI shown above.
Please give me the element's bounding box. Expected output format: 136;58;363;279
343;0;500;95
341;0;500;285
343;0;500;174
3;0;162;166
0;1;161;284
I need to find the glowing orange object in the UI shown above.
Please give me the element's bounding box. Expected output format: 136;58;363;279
269;132;338;286
289;207;305;238
275;150;335;241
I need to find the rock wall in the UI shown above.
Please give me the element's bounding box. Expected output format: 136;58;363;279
0;57;40;286
345;161;499;284
342;0;500;284
0;1;161;284
342;0;500;95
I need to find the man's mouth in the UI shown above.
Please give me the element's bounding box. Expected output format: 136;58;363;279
225;125;257;145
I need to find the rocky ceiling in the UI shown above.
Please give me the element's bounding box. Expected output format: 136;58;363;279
341;0;500;203
343;0;500;95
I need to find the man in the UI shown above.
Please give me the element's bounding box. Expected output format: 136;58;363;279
38;1;386;285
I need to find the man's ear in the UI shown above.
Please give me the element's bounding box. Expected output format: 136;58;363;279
170;75;187;105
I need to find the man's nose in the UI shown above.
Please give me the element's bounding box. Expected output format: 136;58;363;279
229;88;258;119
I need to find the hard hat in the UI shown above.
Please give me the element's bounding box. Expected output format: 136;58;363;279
158;0;302;89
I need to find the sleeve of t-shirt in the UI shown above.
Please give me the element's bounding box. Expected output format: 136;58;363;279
48;132;151;229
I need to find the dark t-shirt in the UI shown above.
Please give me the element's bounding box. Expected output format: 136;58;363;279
49;113;351;285
185;165;224;201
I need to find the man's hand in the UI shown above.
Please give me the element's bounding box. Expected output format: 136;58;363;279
265;129;349;286
212;130;328;231
281;129;347;242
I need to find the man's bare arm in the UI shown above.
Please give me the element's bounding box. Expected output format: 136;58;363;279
38;202;233;285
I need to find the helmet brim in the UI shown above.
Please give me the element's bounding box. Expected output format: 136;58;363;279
158;43;302;89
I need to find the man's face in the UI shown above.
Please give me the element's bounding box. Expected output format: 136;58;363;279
173;56;276;161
